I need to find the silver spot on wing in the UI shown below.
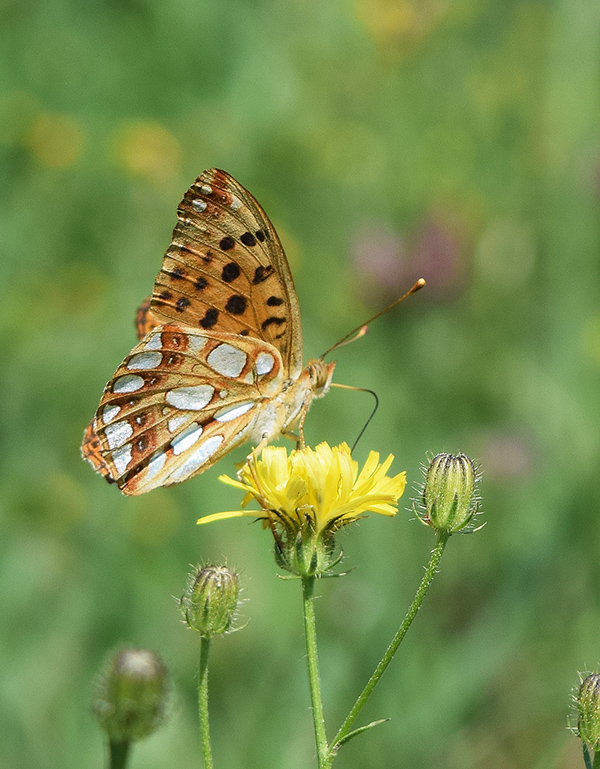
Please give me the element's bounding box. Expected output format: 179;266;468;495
105;420;134;450
207;344;247;378
166;385;214;410
113;374;144;393
127;351;162;370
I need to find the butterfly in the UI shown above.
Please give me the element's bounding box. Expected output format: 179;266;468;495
82;169;338;495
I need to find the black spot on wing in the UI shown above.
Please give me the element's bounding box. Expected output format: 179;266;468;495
253;265;275;284
195;276;208;291
225;295;247;315
200;308;219;328
219;236;236;251
261;316;286;330
255;230;266;242
176;297;190;312
266;296;284;306
222;262;241;282
240;231;257;247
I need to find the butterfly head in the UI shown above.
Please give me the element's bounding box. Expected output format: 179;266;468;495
306;359;336;399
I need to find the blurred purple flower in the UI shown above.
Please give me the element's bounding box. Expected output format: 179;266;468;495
351;213;463;303
409;217;462;294
351;221;406;301
478;431;533;480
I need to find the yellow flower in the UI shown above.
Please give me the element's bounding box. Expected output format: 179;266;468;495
198;442;406;576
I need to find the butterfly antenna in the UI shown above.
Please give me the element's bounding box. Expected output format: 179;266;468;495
330;383;379;453
321;278;426;359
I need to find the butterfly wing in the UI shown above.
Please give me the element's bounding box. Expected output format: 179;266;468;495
87;325;286;495
150;168;303;379
135;297;161;339
81;420;112;479
83;169;309;494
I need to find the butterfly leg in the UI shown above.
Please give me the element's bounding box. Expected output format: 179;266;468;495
280;428;302;449
281;401;310;449
295;403;310;449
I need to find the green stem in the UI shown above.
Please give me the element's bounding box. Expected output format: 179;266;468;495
592;746;600;769
198;636;213;769
302;575;332;769
330;531;449;755
108;740;130;769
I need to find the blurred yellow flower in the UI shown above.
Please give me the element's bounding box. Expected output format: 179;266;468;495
113;121;181;185
29;113;84;168
199;442;405;532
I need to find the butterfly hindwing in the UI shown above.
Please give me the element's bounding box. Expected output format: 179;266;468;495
90;324;286;494
135;297;160;339
81;420;112;479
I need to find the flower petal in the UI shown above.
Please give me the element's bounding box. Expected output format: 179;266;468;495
211;442;406;536
197;510;262;525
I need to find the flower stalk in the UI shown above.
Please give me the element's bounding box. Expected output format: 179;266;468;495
302;575;331;769
108;740;130;769
330;531;449;755
198;637;213;769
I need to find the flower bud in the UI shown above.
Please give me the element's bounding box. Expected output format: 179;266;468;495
418;453;480;534
93;649;168;743
577;673;600;749
181;565;240;637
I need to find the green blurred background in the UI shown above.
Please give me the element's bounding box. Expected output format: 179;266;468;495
1;0;600;767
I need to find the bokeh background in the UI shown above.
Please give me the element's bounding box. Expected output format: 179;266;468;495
2;1;600;767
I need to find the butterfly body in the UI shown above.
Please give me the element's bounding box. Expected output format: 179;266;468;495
83;169;336;495
246;357;335;445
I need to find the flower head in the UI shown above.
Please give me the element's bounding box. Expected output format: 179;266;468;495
198;442;406;576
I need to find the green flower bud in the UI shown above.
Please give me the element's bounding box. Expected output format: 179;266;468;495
577;673;600;749
418;453;481;534
93;649;168;743
181;565;240;637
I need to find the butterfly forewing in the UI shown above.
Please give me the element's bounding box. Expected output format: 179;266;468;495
91;325;286;494
135;297;160;339
150;168;303;379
